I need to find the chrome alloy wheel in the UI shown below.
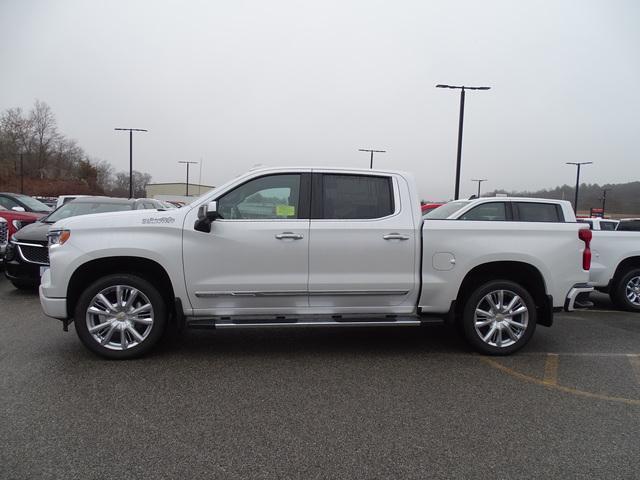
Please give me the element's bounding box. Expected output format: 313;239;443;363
85;285;154;351
626;276;640;306
474;289;529;348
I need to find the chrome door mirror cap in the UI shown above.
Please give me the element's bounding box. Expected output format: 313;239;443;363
197;200;218;221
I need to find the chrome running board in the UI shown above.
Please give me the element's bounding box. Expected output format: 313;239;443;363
186;315;424;330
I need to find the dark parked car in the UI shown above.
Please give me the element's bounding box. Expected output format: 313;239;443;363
0;192;52;214
4;196;165;289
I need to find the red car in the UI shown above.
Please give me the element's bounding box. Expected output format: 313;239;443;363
0;205;41;240
421;202;444;214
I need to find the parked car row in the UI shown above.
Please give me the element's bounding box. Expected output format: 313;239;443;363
3;196;167;289
577;216;640;231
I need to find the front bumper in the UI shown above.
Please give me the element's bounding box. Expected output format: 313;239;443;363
4;256;41;285
564;283;594;311
39;268;68;319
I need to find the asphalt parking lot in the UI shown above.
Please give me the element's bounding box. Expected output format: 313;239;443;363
1;276;639;480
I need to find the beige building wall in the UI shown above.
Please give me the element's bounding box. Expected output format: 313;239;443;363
145;183;214;198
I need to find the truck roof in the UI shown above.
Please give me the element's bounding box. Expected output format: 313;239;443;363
245;166;413;176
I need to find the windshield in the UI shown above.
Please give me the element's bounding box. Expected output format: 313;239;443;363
424;201;470;219
14;194;52;212
43;201;133;223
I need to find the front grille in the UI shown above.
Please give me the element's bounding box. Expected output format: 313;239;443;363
18;243;49;264
0;222;7;246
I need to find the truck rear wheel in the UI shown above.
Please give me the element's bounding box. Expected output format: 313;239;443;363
74;274;167;359
461;280;537;355
612;268;640;312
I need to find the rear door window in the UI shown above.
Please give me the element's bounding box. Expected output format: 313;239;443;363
315;174;394;220
600;221;617;231
458;202;507;221
514;202;563;222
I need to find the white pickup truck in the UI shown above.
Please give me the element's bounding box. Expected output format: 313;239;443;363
589;232;640;311
39;167;592;359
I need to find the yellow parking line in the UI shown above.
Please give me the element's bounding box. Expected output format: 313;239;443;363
480;357;640;407
542;353;559;385
628;355;640;386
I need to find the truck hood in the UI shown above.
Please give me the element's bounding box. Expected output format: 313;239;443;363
12;221;49;243
51;208;189;231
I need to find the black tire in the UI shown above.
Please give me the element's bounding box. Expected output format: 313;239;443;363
74;274;167;359
461;280;537;355
10;280;39;291
611;268;640;312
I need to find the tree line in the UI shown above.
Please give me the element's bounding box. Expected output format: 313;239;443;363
0;100;151;197
489;181;640;215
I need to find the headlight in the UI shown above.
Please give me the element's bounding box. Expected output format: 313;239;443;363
11;219;23;230
48;229;71;247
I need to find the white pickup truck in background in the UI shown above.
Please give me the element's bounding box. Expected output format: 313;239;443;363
589;232;640;311
39;167;592;359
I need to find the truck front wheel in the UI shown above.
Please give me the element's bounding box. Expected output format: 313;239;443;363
462;280;537;355
74;274;167;359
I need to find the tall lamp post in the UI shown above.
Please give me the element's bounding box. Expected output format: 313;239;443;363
436;84;491;200
566;162;592;213
178;161;199;196
115;128;148;198
601;188;610;216
471;178;487;198
358;149;386;169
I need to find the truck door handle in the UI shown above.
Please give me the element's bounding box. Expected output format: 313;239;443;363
275;232;304;240
383;233;410;240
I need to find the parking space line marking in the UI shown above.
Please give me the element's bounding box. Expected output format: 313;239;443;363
519;352;640;357
564;310;625;314
542;353;559;385
628;354;640;386
480;357;640;407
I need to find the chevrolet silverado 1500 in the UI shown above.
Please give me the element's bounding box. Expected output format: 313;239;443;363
39;167;592;358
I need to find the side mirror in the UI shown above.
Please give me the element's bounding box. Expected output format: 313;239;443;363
197;201;219;221
195;201;220;233
12;206;26;212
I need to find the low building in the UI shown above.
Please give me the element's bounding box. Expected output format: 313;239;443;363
145;182;214;200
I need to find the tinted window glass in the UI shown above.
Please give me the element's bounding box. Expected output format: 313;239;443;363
424;201;470;219
321;174;393;219
12;194;52;212
218;174;301;219
600;221;617;231
459;202;507;221
618;220;640;231
0;196;19;210
516;202;561;222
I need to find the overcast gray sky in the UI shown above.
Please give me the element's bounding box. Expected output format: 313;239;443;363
1;0;638;200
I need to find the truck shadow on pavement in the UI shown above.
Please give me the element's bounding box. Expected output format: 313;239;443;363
155;324;471;359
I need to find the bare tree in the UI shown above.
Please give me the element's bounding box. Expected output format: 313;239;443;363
92;159;115;191
29;100;59;178
0;100;153;196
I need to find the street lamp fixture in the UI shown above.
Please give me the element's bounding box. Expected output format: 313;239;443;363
471;178;488;198
178;161;199;196
565;162;593;213
358;149;386;169
115;128;148;198
436;84;491;200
